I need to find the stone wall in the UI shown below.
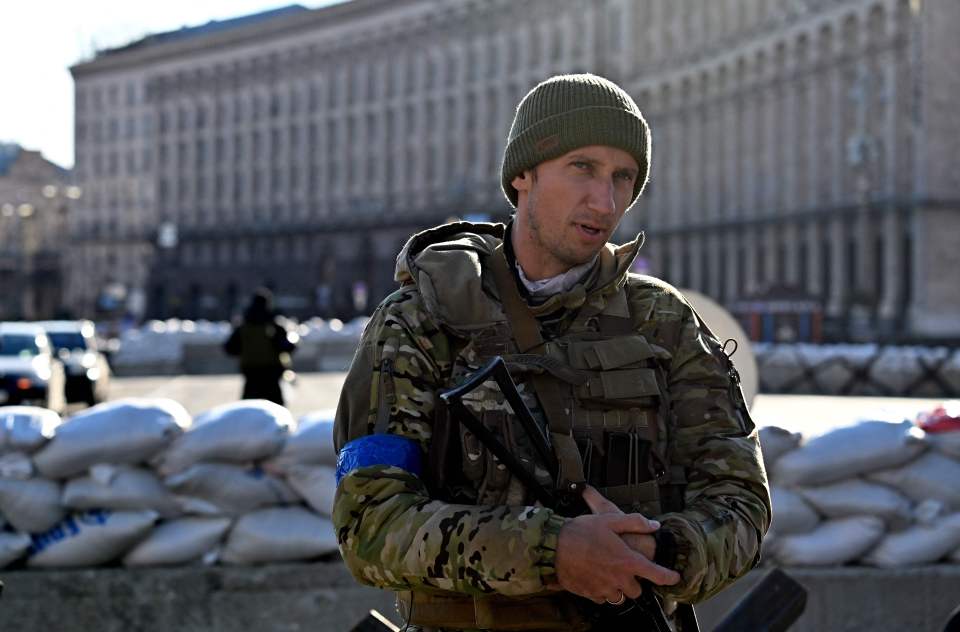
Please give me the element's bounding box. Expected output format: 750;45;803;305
2;560;959;631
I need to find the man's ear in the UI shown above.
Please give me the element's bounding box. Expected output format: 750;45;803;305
511;171;532;193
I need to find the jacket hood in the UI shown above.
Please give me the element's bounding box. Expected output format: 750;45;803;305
395;221;645;335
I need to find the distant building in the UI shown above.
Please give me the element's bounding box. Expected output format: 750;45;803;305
0;143;75;320
69;0;960;341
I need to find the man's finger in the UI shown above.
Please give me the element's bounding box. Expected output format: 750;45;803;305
606;512;661;535
582;485;622;515
628;554;681;587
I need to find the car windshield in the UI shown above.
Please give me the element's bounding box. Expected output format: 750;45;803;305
0;334;41;357
47;332;88;352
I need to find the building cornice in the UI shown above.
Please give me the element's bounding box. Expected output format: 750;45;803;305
70;0;417;78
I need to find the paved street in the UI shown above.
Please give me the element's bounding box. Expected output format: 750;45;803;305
102;372;945;432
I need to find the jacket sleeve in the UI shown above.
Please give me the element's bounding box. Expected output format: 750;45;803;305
655;298;772;604
332;289;566;596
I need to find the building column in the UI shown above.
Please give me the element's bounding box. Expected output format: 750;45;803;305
877;207;902;333
724;229;740;305
805;220;823;299
783;221;800;287
826;217;847;318
687;232;703;291
744;226;758;296
907;206;960;338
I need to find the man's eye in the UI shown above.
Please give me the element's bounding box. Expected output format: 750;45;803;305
572;161;589;170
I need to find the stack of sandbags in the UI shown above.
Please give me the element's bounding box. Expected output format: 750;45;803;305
0;400;344;570
0;406;65;565
264;409;338;516
0;399;189;568
760;410;960;567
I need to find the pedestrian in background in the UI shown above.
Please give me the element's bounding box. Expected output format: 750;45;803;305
224;288;297;406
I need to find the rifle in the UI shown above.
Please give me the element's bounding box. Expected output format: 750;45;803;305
712;568;807;632
439;356;675;632
349;610;400;631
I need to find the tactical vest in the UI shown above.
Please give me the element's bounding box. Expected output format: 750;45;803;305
429;244;687;522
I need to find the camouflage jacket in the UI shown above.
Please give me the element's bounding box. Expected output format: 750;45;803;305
333;222;770;616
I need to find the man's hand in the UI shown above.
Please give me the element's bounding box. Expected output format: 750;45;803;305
582;485;656;560
554;508;680;604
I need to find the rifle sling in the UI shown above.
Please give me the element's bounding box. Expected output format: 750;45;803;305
489;244;585;487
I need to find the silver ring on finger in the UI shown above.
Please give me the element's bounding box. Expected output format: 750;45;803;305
605;591;626;606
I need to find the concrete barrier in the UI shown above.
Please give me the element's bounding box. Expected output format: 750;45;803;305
2;561;958;631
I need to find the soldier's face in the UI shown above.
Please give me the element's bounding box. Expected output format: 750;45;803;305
511;145;638;279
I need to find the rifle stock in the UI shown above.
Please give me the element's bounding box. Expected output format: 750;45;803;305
712;568;807;632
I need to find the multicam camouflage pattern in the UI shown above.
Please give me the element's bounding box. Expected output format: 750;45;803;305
333;222;771;629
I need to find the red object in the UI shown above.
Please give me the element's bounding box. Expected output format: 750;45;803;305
16;377;31;390
917;405;960;433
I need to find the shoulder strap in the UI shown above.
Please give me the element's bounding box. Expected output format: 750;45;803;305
489;244;585;487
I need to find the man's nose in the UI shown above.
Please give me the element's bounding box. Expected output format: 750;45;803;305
587;178;617;216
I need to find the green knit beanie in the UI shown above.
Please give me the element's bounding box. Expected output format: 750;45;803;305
501;73;651;208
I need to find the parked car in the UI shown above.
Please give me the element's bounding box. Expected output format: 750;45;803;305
0;322;67;412
36;320;111;406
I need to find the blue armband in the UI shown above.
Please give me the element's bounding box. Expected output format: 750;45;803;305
335;434;423;485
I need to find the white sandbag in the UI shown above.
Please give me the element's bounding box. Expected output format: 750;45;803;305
0;477;65;533
867;452;960;509
862;512;960;567
0;532;32;568
772;516;885;566
221;506;338;564
263;411;335;474
154;400;293;475
0;406;61;453
769;486;820;534
772;420;926;486
63;465;181;518
797;479;913;529
285;465;336;516
27;509;157;568
165;464;298;515
33;399;189;479
758;426;802;470
123;516;232;567
928;432;960;459
0;451;34;479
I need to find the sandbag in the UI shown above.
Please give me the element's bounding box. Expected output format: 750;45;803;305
27;509;157;568
772;420;926;486
772;516;885;566
63;465;181;518
0;406;61;453
165;464;298;515
221;506;338;564
769;486;820;534
862;512;960;567
123;516;232;567
263;411;335;474
285;465;336;516
0;531;32;568
0;451;34;479
928;432;960;459
154;400;293;475
33;399;189;479
867;452;960;509
0;477;65;533
758;426;802;470
797;479;913;529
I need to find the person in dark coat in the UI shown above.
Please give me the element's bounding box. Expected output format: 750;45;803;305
223;288;297;406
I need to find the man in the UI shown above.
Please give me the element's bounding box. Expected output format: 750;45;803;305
333;73;770;631
223;288;296;406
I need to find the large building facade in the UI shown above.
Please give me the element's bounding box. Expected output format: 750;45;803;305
0;144;75;320
68;0;960;341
